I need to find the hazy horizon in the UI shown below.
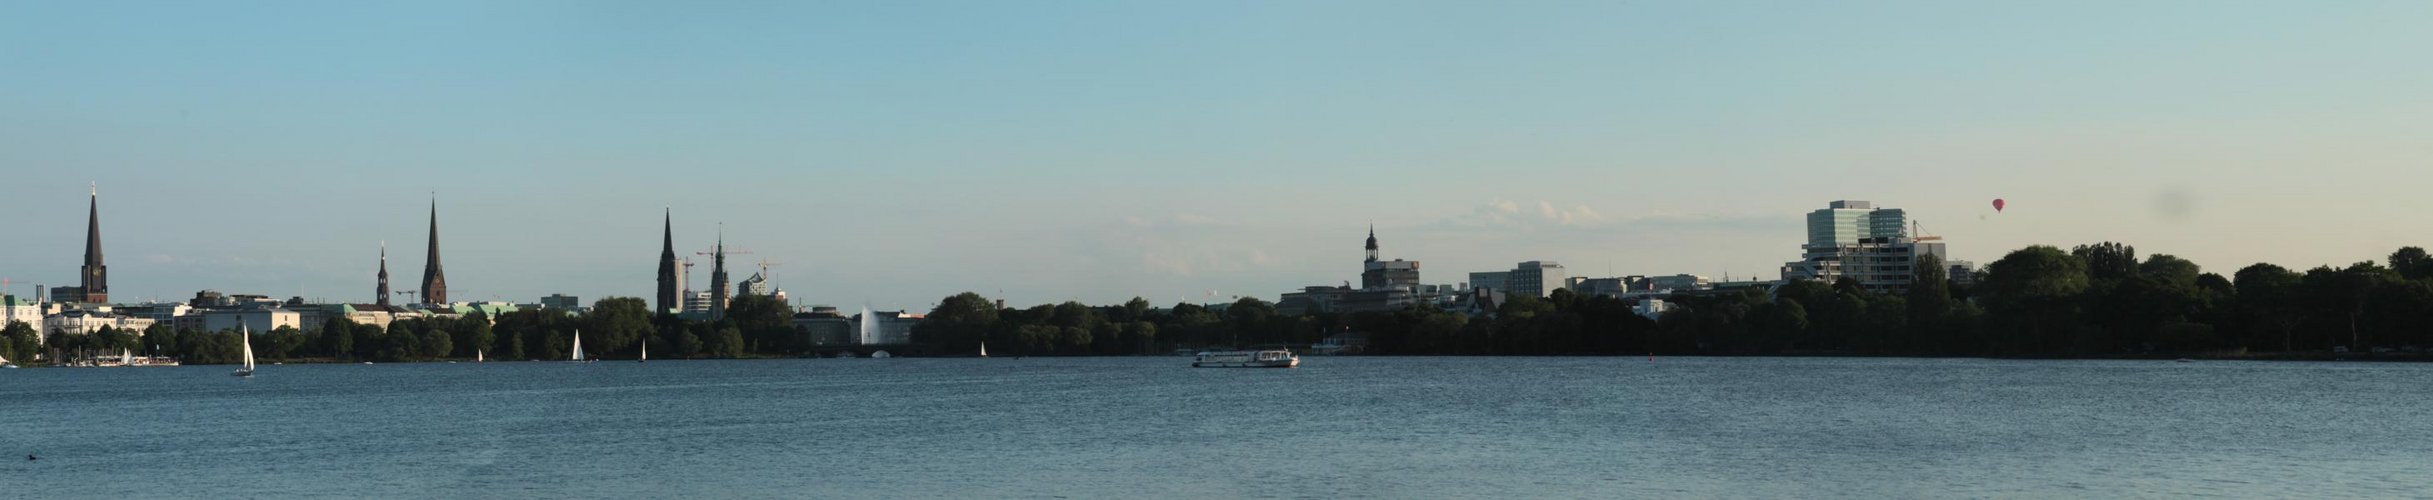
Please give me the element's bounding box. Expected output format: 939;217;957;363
6;1;2430;309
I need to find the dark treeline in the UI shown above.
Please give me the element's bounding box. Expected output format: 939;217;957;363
914;243;2433;358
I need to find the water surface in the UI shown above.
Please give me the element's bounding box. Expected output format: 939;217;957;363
5;357;2428;498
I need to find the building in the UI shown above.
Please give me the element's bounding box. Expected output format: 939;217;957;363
1276;226;1457;315
540;294;581;310
52;186;110;304
855;309;921;345
200;308;304;334
656;209;681;314
708;232;731;320
1468;272;1509;293
1567;277;1630;298
792;306;855;346
682;291;714;317
420;199;449;305
739;272;770;297
1507;261;1566;298
1781;200;1948;294
2;294;42;330
42;310;156;339
375;243;392;307
1648;274;1712;292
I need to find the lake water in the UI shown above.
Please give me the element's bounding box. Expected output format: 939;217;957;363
5;357;2429;498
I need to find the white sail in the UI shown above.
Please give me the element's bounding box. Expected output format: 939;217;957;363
570;330;585;361
476;349;485;363
240;325;256;372
122;349;133;366
640;340;648;362
979;341;988;358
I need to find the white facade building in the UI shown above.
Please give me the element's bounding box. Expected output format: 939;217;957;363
2;294;41;331
200;309;304;333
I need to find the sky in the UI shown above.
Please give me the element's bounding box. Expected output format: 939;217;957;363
4;0;2431;310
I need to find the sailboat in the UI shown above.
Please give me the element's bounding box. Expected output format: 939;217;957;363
570;330;586;362
476;349;485;363
120;349;134;367
979;341;988;358
1;351;17;368
232;324;255;377
639;340;648;363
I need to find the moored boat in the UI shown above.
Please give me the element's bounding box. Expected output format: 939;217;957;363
1192;350;1299;368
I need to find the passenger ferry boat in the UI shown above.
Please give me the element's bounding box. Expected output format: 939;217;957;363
1192;350;1299;368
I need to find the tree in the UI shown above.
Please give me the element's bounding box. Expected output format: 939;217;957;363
586;297;656;357
320;317;357;358
2073;242;2139;284
1909;253;1954;349
2234;263;2304;351
2391;247;2433;280
1984;246;2090;354
1;321;36;365
421;328;454;359
914;292;998;353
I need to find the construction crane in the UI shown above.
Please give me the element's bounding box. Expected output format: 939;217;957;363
1910;220;1943;242
756;259;784;276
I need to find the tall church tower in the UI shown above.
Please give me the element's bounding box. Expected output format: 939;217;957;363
656;209;679;314
709;226;731;320
80;183;108;303
1364;224;1379;263
420;198;448;305
376;242;391;307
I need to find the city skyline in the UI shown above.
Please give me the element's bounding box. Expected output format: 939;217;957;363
7;1;2433;308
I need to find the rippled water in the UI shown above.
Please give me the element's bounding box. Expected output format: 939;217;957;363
5;357;2429;498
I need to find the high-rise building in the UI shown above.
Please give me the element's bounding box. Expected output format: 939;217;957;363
54;185;110;304
541;294;581;310
375;242;391;307
1783;200;1945;294
1468;272;1509;293
655;209;679;314
1507;261;1566;298
709;229;731;320
420;199;448;305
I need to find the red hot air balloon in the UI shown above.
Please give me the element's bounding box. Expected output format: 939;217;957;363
1992;199;2007;212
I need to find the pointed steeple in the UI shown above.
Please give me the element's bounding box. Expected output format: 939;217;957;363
656;208;679;314
80;183;108;303
1364;224;1379;263
419;197;448;305
377;242;391;307
709;224;731;320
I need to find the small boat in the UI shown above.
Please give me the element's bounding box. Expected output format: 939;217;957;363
1;352;17;369
979;341;988;358
639;340;648;363
232;325;256;377
2175;358;2195;363
1192;350;1299;368
476;350;485;363
570;329;587;362
871;350;892;359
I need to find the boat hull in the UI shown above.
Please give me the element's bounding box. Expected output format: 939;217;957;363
1191;359;1299;368
1191;350;1301;368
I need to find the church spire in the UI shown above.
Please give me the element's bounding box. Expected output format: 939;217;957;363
656;208;679;314
80;182;107;303
420;196;448;305
377;241;391;307
709;223;731;320
1364;224;1379;263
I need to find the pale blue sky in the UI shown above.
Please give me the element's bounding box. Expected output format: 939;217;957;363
5;1;2430;309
